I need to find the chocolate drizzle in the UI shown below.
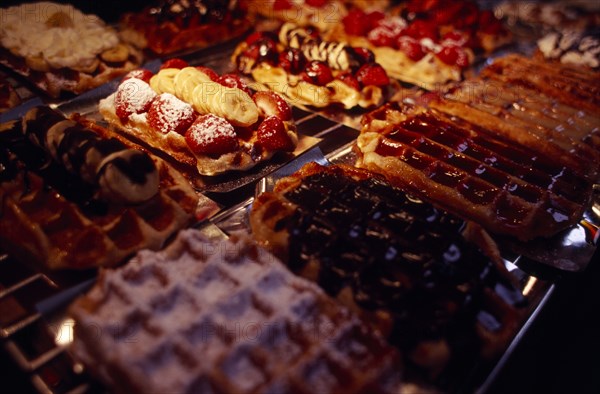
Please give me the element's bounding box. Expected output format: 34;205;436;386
282;168;525;382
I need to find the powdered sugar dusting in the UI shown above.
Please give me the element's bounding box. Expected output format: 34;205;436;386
188;114;236;145
117;78;156;115
151;93;195;134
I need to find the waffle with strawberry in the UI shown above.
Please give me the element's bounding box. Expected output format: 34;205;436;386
232;23;392;110
240;0;348;32
328;0;511;87
99;59;298;176
119;0;250;56
0;2;142;98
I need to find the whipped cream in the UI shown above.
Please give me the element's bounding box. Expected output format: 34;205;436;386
0;2;119;70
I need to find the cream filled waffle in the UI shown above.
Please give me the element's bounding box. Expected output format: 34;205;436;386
251;163;526;381
0;106;202;270
100;60;298;176
119;0;250;56
356;101;594;241
232;23;392;109
70;229;405;394
0;2;142;98
326;0;511;87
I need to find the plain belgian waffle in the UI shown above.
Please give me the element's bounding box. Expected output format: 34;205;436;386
70;230;404;394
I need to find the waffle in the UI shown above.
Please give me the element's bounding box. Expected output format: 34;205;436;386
119;0;250;56
0;107;203;270
232;23;391;110
537;31;600;69
0;79;20;113
100;63;298;176
356;102;594;241
251;163;526;380
326;1;511;87
70;229;405;394
0;3;142;98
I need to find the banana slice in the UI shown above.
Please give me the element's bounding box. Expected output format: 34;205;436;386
191;82;259;127
100;43;130;63
72;58;100;74
149;68;179;95
174;67;212;103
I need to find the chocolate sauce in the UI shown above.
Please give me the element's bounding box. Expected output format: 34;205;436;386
283;169;524;375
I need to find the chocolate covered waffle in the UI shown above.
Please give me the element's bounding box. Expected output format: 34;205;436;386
99;60;298;176
120;0;250;56
70;229;405;394
0;2;142;98
0;106;203;270
232;23;391;109
356;101;594;241
251;163;526;381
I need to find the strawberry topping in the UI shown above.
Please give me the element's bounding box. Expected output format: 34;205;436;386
253;91;292;121
160;58;189;70
336;72;360;91
302;61;333;86
147;93;196;135
356;64;390;87
195;66;219;81
122;69;153;83
185;114;239;156
216;74;252;95
273;0;293;11
397;37;426;61
114;78;156;121
342;9;370;37
257;115;295;152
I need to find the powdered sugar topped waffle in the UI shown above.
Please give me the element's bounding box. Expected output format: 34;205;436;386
0;106;204;270
0;2;142;98
70;230;404;393
100;59;298;176
232;23;392;110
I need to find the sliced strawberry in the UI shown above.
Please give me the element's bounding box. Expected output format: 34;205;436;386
366;11;386;30
352;47;375;65
368;26;397;48
436;45;470;68
195;66;219;81
397;36;426;61
279;48;307;74
405;20;438;42
122;68;153;83
160;58;189;70
257;115;295;152
185;114;239;156
273;0;293;11
342;9;369;37
147;93;196;135
243;38;279;65
114;78;156;121
336;72;360;91
356;63;390;87
301;61;333;86
305;0;328;7
216;74;252;95
253;91;292;121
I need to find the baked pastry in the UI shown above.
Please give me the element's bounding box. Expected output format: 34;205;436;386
327;0;511;86
120;0;250;56
0;106;203;270
537;31;600;69
495;1;600;32
240;0;348;31
0;78;20;113
356;102;594;241
232;23;392;109
0;2;142;98
70;229;405;394
251;162;526;381
99;60;298;176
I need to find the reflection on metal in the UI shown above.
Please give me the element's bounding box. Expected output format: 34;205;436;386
54;317;75;346
522;277;538;297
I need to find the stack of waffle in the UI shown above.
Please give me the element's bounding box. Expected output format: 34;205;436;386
70;230;405;394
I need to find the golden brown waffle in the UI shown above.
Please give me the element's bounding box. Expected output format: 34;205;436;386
250;163;526;382
356;102;594;241
0;107;203;270
70;229;404;394
0;3;142;98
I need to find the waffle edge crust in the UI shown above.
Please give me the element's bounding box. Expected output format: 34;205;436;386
70;229;405;394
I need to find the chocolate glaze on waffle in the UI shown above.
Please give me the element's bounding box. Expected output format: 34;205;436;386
357;102;594;241
70;230;404;394
251;163;526;385
0;108;198;270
